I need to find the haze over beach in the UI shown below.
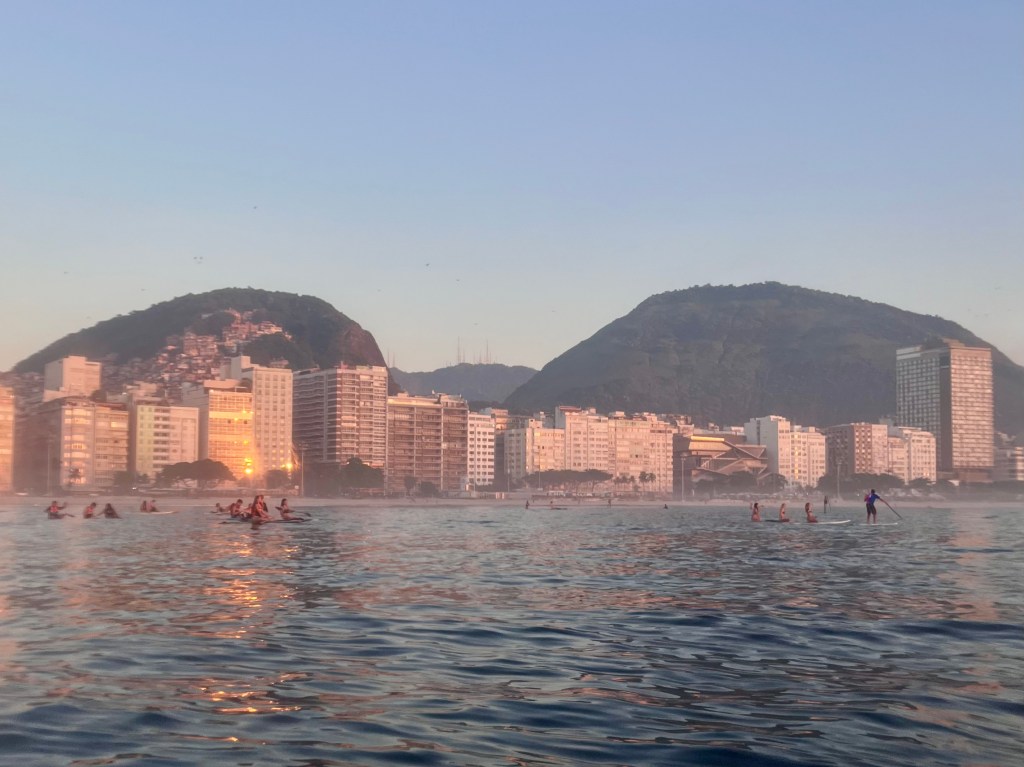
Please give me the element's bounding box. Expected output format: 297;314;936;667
1;1;1022;371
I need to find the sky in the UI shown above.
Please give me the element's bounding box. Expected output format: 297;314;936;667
1;1;1021;372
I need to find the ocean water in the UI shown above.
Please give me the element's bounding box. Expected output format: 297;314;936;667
0;501;1021;767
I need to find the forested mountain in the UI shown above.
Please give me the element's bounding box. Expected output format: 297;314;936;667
13;288;389;375
504;283;1024;438
391;363;536;403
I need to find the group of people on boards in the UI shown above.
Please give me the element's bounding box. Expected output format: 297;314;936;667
749;501;819;523
215;496;304;525
45;500;120;519
749;488;889;524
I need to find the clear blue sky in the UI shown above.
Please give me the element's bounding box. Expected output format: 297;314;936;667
2;1;1021;371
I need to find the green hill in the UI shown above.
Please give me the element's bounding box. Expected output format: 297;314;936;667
504;283;1024;438
391;363;537;403
12;288;389;374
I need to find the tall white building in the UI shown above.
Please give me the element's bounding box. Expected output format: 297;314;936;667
43;356;102;402
131;402;200;480
292;365;388;469
224;356;293;482
467;412;496;487
897;340;993;481
744;416;794;482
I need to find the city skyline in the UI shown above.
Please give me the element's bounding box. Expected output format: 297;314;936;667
1;2;1021;371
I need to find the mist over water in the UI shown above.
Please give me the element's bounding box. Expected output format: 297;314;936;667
0;502;1021;766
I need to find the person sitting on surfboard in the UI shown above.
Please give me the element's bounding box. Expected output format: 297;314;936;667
102;503;120;518
864;489;883;524
276;498;297;520
750;502;761;521
83;502;97;519
778;503;789;522
46;501;68;519
804;502;818;523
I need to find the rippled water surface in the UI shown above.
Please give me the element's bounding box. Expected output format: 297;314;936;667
1;501;1022;766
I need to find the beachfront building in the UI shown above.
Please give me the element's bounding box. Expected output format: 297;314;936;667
790;426;827;489
886;425;937;484
293;365;388;469
385;393;468;495
823;422;890;479
224;356;293;482
481;407;510;490
14;397;128;491
992;434;1024;483
744;416;794;482
466;411;495;488
556;406;611;474
181;381;254;483
504;415;565;483
130;402;200;480
0;386;13;491
608;412;673;494
43;356;103;403
896;340;994;481
672;432;769;499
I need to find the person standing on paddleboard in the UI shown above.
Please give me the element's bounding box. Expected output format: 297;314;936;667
864;489;884;524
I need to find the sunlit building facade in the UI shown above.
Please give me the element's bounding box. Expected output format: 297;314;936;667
43;356;102;402
504;415;565;482
608;412;673;494
15;397;128;491
886;425;937;484
790;426;827;489
823;422;890;478
897;340;993;481
0;385;13;491
293;365;388;469
556;406;611;474
225;356;293;482
182;381;254;483
385;393;468;494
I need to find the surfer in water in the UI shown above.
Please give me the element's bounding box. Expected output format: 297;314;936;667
804;502;818;523
864;489;883;524
102;503;120;518
778;503;789;522
83;502;97;519
750;502;762;521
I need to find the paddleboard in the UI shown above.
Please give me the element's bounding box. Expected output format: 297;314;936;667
865;522;899;527
815;520;851;525
766;519;792;523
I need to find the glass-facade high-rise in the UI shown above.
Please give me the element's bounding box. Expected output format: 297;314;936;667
896;340;993;481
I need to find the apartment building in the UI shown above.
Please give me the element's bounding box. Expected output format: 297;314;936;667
897;339;993;481
293;365;388;469
224;356;293;482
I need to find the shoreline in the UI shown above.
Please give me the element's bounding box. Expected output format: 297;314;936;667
1;494;1018;510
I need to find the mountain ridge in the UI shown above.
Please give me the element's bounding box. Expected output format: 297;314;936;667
504;282;1024;438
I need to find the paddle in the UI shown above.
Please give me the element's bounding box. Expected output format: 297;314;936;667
880;497;903;520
